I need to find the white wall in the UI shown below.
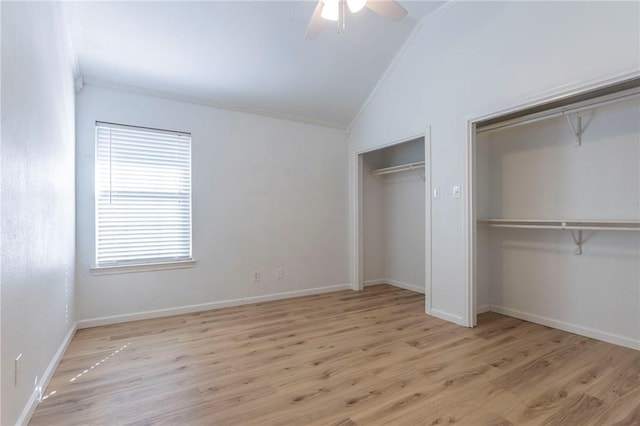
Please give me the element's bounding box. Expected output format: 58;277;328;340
348;1;640;324
1;2;76;424
363;162;385;282
485;101;640;220
75;85;349;321
383;172;425;289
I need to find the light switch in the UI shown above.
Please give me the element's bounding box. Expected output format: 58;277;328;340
433;187;441;199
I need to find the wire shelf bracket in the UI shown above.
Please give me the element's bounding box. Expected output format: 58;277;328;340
563;113;584;147
569;229;583;255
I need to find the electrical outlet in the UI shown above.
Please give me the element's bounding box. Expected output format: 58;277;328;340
276;268;284;280
15;354;22;386
452;185;461;199
252;271;261;283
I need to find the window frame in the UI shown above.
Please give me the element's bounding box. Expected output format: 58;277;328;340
91;121;195;274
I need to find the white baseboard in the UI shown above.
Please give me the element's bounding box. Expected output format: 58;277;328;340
430;308;465;326
386;279;425;294
363;279;425;294
476;304;491;314
16;322;77;426
489;305;640;351
77;284;352;329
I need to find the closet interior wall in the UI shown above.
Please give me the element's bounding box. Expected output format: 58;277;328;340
475;94;640;348
363;138;426;293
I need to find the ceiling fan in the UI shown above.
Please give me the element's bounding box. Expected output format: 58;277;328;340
305;0;408;39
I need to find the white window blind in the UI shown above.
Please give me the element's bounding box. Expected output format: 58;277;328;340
95;122;192;267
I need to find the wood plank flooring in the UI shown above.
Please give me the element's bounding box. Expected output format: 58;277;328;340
30;285;640;425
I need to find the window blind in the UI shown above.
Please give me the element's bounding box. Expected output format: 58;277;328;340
95;122;192;267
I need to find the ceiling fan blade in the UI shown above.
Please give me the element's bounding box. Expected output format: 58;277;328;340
366;0;408;22
305;0;325;40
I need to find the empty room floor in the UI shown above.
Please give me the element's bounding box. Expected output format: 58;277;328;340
30;285;640;425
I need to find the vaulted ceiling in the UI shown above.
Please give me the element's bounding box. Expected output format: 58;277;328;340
66;1;446;128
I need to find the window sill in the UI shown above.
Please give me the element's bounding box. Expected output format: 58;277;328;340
91;260;196;276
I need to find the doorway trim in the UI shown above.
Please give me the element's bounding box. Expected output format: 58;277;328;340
352;127;432;314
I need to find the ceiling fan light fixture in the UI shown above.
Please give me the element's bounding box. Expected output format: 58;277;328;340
347;0;367;13
321;0;339;21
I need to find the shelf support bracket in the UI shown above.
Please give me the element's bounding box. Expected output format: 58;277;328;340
569;229;583;255
407;163;425;182
563;113;583;147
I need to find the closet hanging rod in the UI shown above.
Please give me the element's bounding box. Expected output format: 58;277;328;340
477;219;640;254
482;224;640;231
476;88;640;135
477;219;640;231
370;161;425;177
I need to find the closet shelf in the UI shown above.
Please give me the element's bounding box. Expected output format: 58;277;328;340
477;219;640;255
370;161;425;177
477;219;640;231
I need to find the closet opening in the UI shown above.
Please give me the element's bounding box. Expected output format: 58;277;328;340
355;133;431;313
467;76;640;348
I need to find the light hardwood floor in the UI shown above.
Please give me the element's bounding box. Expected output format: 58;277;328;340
31;285;639;425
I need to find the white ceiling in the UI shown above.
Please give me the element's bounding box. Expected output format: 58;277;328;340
67;1;446;128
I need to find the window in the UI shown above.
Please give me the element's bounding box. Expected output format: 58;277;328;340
94;122;192;270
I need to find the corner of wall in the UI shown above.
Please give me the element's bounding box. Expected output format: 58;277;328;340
1;1;78;424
